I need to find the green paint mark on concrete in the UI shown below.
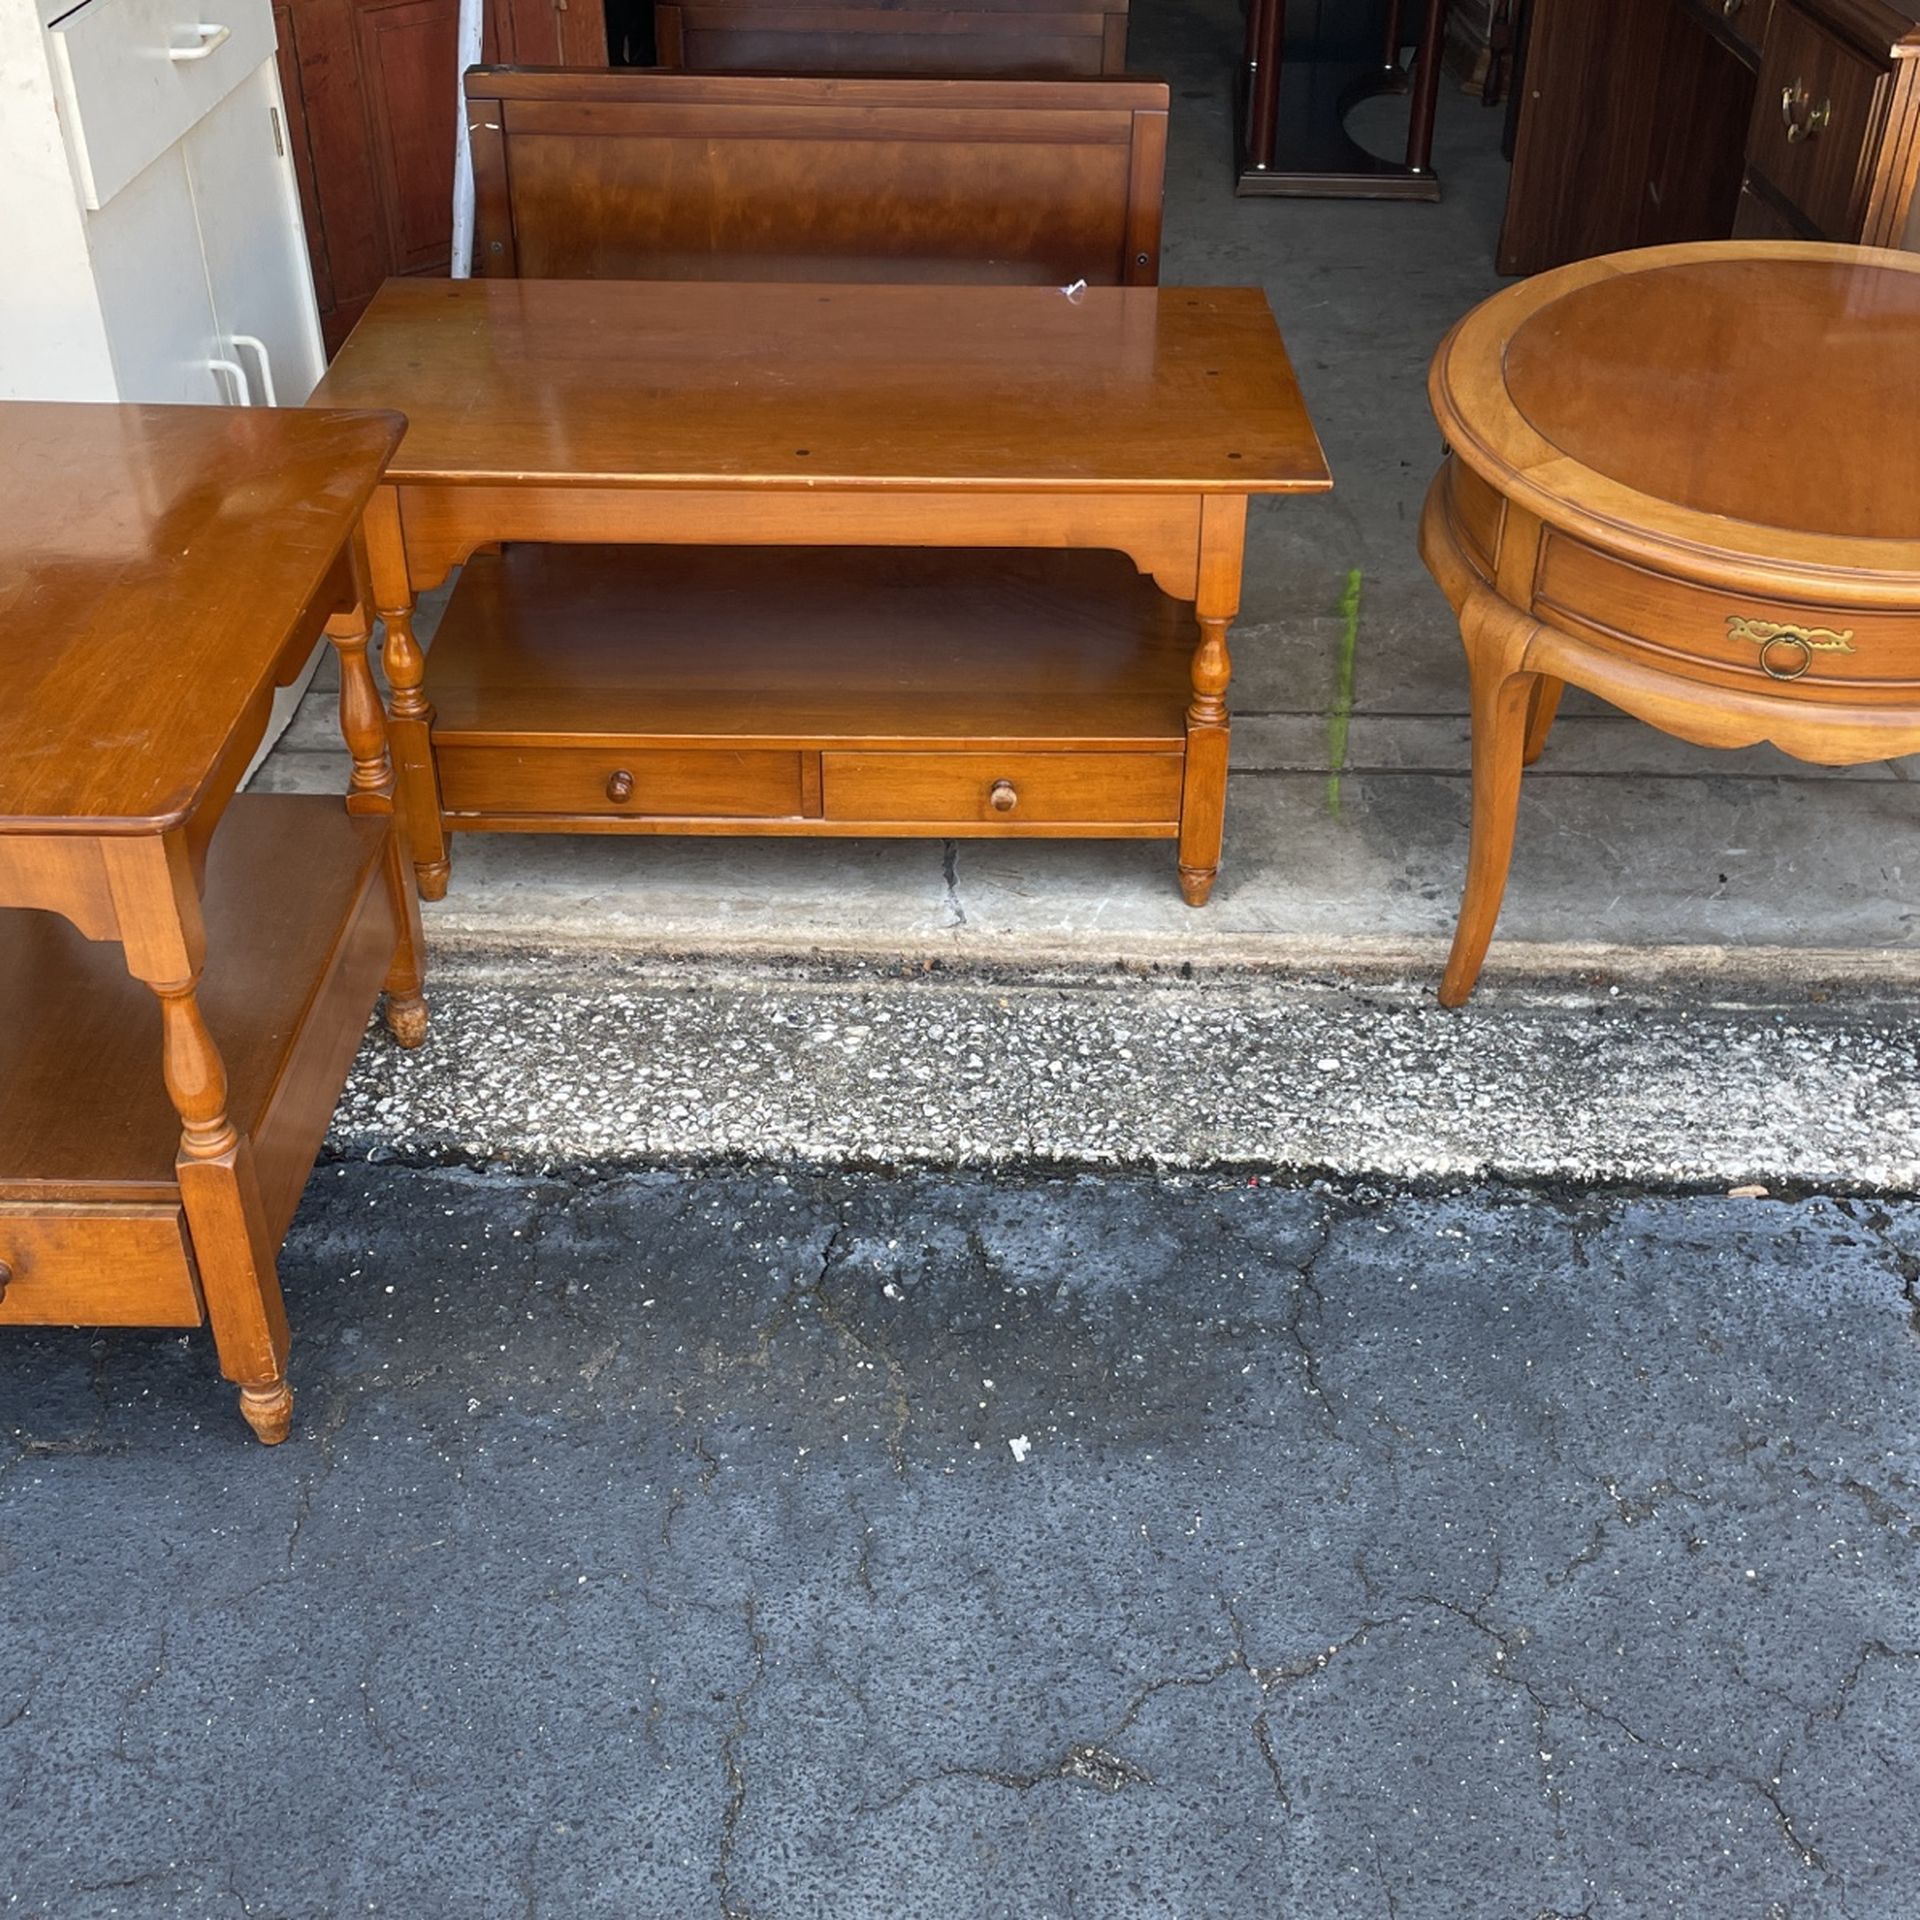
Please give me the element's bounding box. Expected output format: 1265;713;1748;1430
1327;568;1363;817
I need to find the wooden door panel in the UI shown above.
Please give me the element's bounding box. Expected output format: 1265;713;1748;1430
281;0;606;348
355;0;460;275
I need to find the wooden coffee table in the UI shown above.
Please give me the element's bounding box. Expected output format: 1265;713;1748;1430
310;279;1330;907
0;403;426;1444
1422;241;1920;1005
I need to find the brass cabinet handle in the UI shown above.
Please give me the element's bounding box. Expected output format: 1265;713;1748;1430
1727;615;1856;680
606;769;635;803
988;779;1019;813
1781;80;1832;142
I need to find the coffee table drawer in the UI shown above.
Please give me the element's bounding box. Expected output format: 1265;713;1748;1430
1533;534;1920;690
822;750;1184;824
439;745;807;818
0;1206;202;1328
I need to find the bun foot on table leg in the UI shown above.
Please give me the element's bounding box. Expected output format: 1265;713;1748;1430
384;992;430;1049
1179;865;1218;907
238;1379;295;1446
416;860;451;903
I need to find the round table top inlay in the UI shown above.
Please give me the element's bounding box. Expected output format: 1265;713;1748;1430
1489;251;1920;546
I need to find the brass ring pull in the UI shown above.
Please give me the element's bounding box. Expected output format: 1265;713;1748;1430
1781;81;1832;142
1759;634;1815;680
989;779;1019;813
606;769;635;803
1727;615;1856;681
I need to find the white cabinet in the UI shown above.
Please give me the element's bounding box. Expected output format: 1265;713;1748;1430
184;62;326;407
0;0;332;764
0;0;325;407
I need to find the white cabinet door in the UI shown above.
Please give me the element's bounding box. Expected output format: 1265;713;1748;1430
86;145;226;404
47;0;275;210
183;59;326;404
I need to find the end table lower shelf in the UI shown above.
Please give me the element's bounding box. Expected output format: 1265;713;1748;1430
0;797;399;1338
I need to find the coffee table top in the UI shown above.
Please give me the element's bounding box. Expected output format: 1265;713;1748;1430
311;279;1331;495
1431;242;1920;593
0;403;403;836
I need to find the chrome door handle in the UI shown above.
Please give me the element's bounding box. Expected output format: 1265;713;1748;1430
231;334;278;407
169;22;231;60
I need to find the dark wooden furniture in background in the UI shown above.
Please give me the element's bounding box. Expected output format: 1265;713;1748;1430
0;403;427;1443
465;70;1167;283
654;0;1129;72
1499;0;1920;274
1237;0;1453;198
273;0;610;349
1422;242;1920;1003
310;278;1329;905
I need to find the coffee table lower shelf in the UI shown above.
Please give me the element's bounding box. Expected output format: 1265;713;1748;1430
423;544;1207;862
0;796;398;1331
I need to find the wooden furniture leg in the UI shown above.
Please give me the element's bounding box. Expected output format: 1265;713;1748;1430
103;839;294;1442
1178;496;1248;906
327;568;430;1047
161;983;294;1443
1523;674;1564;765
364;489;451;900
1439;592;1543;1008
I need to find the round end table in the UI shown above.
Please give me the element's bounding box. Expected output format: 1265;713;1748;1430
1420;241;1920;1005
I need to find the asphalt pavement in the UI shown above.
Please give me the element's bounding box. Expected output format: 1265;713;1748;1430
6;1164;1919;1919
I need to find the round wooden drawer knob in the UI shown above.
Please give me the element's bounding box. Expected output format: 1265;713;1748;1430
606;769;635;803
989;780;1019;813
0;1259;11;1302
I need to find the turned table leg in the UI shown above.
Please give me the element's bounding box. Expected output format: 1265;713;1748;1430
364;489;451;902
327;567;430;1049
158;979;294;1442
1177;496;1248;906
1179;616;1232;905
1439;594;1543;1008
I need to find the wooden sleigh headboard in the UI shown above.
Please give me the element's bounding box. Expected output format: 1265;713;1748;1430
464;67;1168;286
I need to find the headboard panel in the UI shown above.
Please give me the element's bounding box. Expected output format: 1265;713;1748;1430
465;69;1168;286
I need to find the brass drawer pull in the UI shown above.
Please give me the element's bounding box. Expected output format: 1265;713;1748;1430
989;779;1019;813
606;768;635;803
1781;80;1832;143
1728;615;1856;680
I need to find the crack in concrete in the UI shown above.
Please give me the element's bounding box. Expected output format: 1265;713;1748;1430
938;840;966;930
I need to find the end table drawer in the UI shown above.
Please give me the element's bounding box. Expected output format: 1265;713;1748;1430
439;745;808;819
1533;535;1920;691
0;1206;202;1328
822;750;1184;825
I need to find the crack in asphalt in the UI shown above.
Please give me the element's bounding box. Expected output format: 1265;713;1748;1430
716;1594;768;1920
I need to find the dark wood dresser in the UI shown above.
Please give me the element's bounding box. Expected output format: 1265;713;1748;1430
1500;0;1920;272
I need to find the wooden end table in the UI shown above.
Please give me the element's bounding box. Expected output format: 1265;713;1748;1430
309;279;1330;908
1421;241;1920;1004
0;403;427;1444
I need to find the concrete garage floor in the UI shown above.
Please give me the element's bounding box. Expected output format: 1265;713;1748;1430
256;0;1920;979
7;1168;1920;1919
